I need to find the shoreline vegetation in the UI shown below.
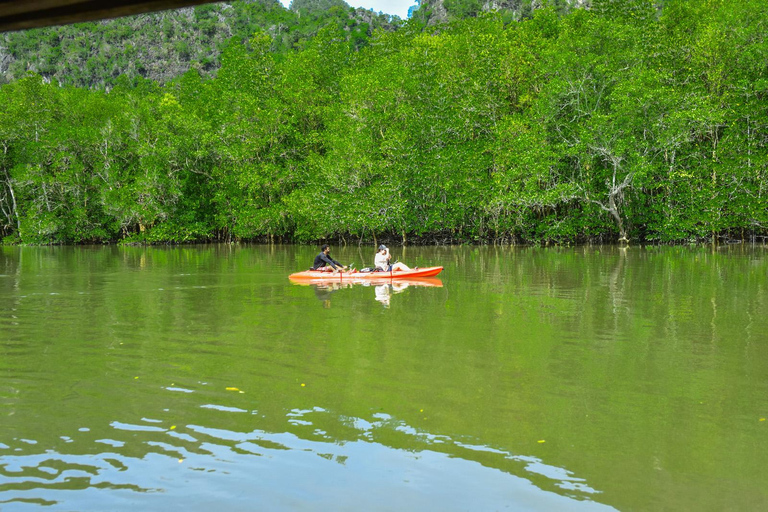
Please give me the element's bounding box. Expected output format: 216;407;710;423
1;0;767;247
5;235;768;248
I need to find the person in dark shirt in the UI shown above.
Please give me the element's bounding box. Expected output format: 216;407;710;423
312;244;347;272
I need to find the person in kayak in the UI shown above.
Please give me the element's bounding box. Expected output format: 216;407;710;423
313;244;347;272
374;245;411;272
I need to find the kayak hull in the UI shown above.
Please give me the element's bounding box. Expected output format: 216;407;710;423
289;266;443;282
290;277;443;287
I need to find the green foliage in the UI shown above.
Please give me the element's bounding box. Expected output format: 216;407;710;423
0;0;400;88
0;0;766;245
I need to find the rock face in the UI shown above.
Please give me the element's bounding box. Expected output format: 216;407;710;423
0;0;399;88
413;0;588;25
0;0;588;87
0;45;11;77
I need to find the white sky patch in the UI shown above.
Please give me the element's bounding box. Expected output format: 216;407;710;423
277;0;416;19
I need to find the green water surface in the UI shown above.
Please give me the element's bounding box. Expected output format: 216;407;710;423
1;244;767;511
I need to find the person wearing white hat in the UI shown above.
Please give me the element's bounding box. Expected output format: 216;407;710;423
374;245;411;272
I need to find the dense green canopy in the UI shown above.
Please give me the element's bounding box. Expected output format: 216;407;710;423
0;0;766;244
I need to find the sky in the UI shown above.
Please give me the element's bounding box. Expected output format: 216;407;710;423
277;0;417;19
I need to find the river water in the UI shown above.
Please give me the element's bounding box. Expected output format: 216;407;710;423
1;244;766;511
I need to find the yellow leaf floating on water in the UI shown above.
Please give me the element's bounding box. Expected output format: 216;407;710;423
538;440;546;443
178;459;184;463
226;387;239;391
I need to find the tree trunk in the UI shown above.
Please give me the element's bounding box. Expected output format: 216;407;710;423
2;169;21;235
608;188;627;242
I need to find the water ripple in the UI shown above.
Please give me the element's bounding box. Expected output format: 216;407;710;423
199;404;248;413
164;387;195;393
110;422;167;433
1;404;614;512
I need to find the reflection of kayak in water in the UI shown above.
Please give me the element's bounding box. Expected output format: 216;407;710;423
290;276;443;288
289;266;443;282
296;277;442;309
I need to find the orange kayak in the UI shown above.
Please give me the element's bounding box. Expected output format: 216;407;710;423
289;277;443;287
289;266;443;282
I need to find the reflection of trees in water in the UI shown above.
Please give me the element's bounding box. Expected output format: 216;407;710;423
2;245;767;511
607;246;628;338
444;244;768;373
